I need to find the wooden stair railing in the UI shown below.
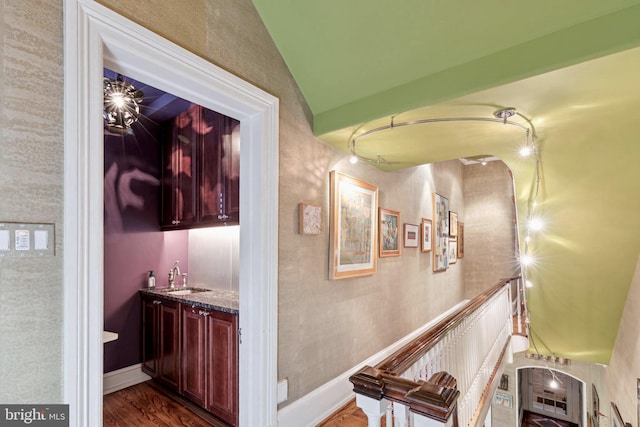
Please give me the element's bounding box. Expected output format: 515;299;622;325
349;277;522;427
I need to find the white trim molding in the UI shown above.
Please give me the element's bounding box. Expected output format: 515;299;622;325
64;1;279;426
103;364;151;396
277;301;469;427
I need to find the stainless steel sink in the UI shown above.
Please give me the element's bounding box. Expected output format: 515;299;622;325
160;287;211;295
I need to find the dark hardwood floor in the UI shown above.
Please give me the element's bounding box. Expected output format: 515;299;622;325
317;399;383;427
521;410;579;427
103;381;227;427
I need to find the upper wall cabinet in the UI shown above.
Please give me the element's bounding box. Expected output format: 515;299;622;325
161;105;240;230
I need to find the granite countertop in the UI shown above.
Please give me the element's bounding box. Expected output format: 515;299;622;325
140;287;239;315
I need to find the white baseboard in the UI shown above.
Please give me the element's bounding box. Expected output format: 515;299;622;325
103;363;152;395
277;300;469;427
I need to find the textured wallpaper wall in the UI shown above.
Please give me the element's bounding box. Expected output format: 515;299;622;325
0;1;64;402
0;0;514;410
96;0;470;406
463;161;519;299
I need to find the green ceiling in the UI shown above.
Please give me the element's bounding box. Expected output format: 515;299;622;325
252;0;640;363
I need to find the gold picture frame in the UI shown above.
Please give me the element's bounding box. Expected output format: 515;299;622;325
379;207;400;257
299;202;322;235
329;171;378;279
433;192;449;272
457;222;464;258
449;211;458;237
403;223;419;248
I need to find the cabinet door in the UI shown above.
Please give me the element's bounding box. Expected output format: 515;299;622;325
141;296;159;378
206;311;238;426
199;108;224;223
199;110;240;226
161;107;199;229
181;305;206;407
158;300;180;390
221;115;240;222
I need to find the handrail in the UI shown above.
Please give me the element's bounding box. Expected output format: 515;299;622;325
350;277;520;426
377;277;517;375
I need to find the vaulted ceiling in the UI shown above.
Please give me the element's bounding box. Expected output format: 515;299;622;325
251;0;640;364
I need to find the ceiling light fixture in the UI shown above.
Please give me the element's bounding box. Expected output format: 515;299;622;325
103;74;144;135
348;108;536;166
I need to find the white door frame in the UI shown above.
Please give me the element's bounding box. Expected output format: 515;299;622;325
63;2;279;426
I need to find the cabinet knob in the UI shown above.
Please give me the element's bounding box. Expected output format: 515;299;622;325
172;220;181;225
199;310;210;317
153;300;162;305
217;214;229;220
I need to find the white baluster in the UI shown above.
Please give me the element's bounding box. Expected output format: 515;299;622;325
413;412;447;427
393;402;409;427
356;394;387;427
386;403;393;427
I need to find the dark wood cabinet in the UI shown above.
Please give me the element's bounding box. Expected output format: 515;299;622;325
142;293;238;425
161;105;240;230
141;295;180;391
180;305;207;407
180;304;239;426
205;310;239;426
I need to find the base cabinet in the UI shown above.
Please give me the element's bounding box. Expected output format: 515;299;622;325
181;305;239;426
142;293;238;426
141;295;180;391
181;305;207;407
205;310;238;426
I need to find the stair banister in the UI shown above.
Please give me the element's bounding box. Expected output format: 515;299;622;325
349;277;521;427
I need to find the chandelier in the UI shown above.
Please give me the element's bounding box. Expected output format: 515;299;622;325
103;74;144;135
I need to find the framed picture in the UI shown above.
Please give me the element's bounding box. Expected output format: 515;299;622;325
457;222;464;258
499;374;509;391
421;218;432;252
449;211;458;237
329;171;378;279
612;403;624;427
299;202;321;235
433;193;449;272
493;392;513;408
593;384;600;427
448;238;457;264
404;223;419;248
379;207;400;257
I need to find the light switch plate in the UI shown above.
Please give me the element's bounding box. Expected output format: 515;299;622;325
0;230;10;251
0;222;55;257
277;378;288;404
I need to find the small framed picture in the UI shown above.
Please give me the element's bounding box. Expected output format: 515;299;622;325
457;222;464;258
299;202;322;235
403;223;419;248
379;207;400;257
433;193;449;272
449;211;458;237
421;218;432;253
448;238;458;264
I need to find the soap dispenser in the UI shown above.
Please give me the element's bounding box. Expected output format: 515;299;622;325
148;270;156;289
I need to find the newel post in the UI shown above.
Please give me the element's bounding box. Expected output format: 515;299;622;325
350;368;460;427
350;366;387;427
408;371;460;427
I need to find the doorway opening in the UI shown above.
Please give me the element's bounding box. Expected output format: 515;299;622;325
517;367;585;427
64;2;279;426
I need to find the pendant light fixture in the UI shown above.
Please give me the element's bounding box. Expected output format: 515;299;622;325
103;74;144;135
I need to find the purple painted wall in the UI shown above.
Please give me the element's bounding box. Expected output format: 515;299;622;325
103;121;189;373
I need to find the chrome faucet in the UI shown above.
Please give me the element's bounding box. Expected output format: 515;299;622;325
168;261;181;289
